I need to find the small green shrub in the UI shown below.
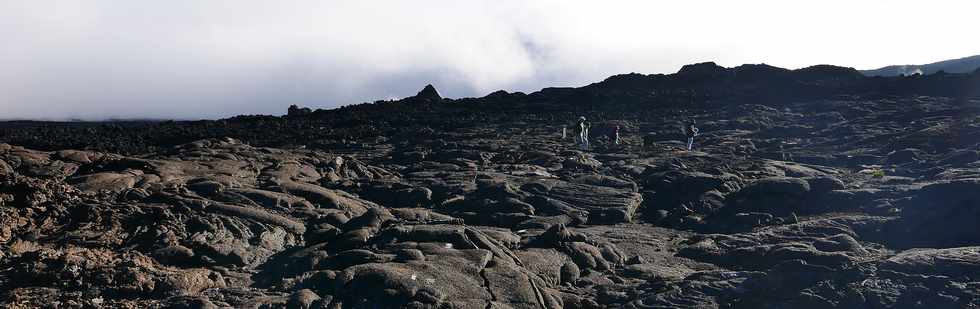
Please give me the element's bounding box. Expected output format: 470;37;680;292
871;169;885;178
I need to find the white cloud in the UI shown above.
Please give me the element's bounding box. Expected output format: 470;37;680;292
1;0;978;119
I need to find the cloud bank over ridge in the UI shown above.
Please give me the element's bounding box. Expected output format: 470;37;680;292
2;0;979;119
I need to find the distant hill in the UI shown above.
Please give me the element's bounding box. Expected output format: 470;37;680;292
861;54;980;77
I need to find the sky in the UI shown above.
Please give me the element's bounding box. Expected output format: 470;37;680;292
2;1;979;120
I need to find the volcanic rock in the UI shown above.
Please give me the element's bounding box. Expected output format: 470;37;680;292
3;61;980;308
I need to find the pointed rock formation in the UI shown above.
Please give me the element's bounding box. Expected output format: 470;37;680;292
413;84;442;102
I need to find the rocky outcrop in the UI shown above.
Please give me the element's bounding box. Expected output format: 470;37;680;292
412;84;442;103
287;104;312;116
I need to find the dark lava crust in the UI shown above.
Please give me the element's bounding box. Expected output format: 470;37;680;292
2;64;980;308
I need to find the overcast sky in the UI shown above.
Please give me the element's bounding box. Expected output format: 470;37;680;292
2;1;979;120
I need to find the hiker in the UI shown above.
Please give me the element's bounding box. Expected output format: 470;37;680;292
613;125;621;145
577;116;591;150
685;119;699;150
780;141;794;161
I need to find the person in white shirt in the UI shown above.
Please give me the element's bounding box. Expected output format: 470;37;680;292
685;119;699;151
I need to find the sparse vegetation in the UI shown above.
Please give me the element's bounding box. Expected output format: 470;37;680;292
871;168;886;178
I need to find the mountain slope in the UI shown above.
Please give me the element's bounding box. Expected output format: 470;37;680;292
861;54;980;76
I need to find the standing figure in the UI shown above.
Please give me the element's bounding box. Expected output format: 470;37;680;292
562;127;567;139
577;116;591;150
780;142;794;162
613;125;621;145
685;119;699;151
